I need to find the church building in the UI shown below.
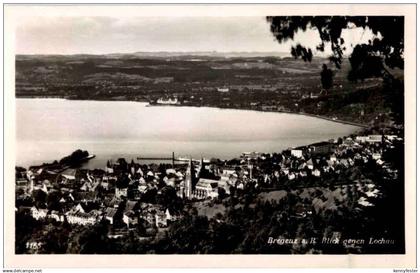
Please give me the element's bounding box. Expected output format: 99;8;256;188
178;158;219;200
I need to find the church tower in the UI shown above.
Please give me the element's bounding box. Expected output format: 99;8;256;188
184;158;195;199
199;157;205;176
29;178;34;194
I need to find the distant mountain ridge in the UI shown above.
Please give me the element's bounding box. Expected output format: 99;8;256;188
16;51;292;60
130;51;291;58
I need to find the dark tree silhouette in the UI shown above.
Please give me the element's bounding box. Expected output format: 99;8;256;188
266;16;403;76
46;190;62;211
266;16;404;124
32;189;47;208
320;64;333;92
59;149;89;166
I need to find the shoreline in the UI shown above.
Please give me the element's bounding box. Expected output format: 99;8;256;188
15;95;368;169
293;112;368;128
16;96;369;129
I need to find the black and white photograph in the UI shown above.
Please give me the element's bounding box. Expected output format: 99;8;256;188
3;3;417;269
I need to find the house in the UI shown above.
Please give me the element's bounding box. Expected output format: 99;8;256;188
385;135;398;141
217;87;229;93
138;176;147;185
372;153;381;160
115;174;130;198
140;210;156;227
236;182;244;190
339;159;350;168
31;206;48;220
309;141;335;155
80;180;100;192
147;208;182;228
358;197;373;207
261;105;278;111
123;210;138;227
104;207;119;225
155;210;168;228
297;162;306;170
100;181;110;191
105;166;114;174
216;176;231;194
32;180;51;194
73;202;99;213
367;135;383;143
60;169;77;183
241;151;261;160
16;178;29;192
221;168;236;176
165;208;182;223
310;92;319;99
105;196;122;208
72;191;96;203
138;185;148;194
138;203;167;227
281;167;290;175
327;164;336;172
312;169;321;177
175;171;184;179
293;204;312;218
326;159;335;167
362;156;369;163
376;159;384;166
107;229;129;239
343;137;355;146
193;178;219;199
124;201;139;214
165;168;176;175
48;210;64;222
66;210;101;226
299;170;308;177
122;201;139;227
355;136;369;143
263;174;270;184
153;206;182;228
164;176;177;188
115;187;128;198
58;193;75;211
306;159;314;170
291;149;303;158
102;174;117;183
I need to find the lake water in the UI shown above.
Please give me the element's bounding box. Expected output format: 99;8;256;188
16;99;361;169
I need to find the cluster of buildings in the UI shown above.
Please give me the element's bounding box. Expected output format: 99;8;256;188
15;131;402;238
15;155;241;234
256;133;401;191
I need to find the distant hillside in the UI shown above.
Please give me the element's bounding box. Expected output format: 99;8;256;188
16;51;291;60
15;53;402;125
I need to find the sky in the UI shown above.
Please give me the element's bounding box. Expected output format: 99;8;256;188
16;16;374;55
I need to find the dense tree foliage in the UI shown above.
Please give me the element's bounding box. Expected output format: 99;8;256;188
32;189;47;208
59;149;89;166
266;16;404;124
266;16;403;73
320;64;333;92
